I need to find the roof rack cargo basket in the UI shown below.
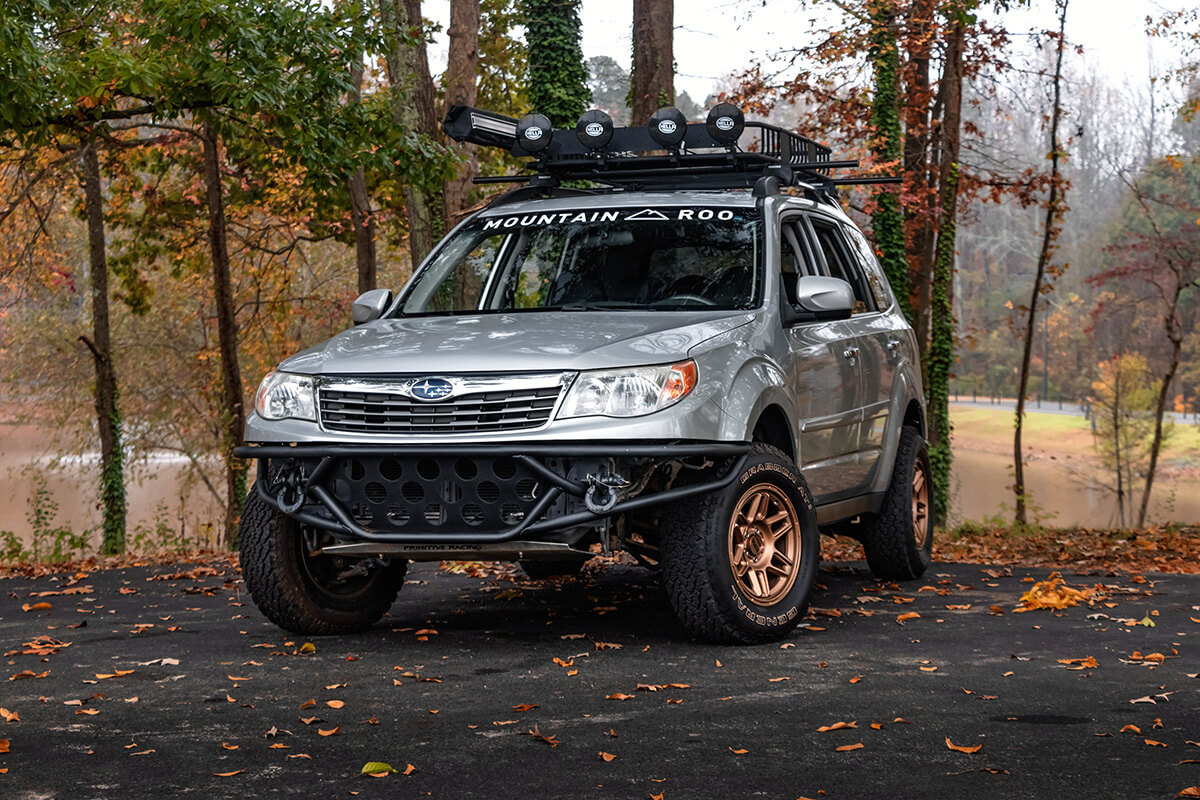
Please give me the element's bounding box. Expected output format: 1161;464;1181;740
443;105;900;194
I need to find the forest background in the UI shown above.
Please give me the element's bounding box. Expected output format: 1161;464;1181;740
1;0;1198;562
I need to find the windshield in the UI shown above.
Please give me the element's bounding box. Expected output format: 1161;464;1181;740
397;206;762;315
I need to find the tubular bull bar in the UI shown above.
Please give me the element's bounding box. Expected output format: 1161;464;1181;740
234;442;751;544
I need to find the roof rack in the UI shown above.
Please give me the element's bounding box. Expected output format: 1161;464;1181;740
443;105;900;197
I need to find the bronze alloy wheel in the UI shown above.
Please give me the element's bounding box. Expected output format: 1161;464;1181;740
912;459;930;550
727;484;802;606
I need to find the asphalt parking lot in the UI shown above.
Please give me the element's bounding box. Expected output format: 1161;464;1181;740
2;557;1198;799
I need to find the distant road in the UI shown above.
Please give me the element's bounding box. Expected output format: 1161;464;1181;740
950;396;1197;424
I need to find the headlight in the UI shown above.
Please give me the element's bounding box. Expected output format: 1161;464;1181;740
254;371;316;421
558;361;697;419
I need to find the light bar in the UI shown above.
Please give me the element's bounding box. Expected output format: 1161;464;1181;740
443;105;519;149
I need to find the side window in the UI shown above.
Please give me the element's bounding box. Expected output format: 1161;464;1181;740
780;219;816;277
843;224;895;310
809;218;874;314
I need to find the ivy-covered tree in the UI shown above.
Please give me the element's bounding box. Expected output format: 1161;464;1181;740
521;0;590;127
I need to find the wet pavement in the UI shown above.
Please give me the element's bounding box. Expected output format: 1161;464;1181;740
1;557;1198;799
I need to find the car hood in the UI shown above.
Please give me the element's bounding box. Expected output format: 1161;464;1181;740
278;311;754;375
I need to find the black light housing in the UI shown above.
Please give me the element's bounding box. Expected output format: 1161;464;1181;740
706;103;745;145
575;109;614;150
647;107;688;149
516;113;553;153
443;105;519;149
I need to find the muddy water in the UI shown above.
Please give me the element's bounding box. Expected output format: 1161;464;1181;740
3;422;1199;548
948;447;1200;529
0;425;223;550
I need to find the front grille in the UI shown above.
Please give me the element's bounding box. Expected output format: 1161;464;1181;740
319;385;562;434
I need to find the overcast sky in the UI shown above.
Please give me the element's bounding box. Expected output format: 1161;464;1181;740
424;0;1191;109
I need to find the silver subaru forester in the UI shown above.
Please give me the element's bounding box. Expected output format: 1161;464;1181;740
236;104;930;643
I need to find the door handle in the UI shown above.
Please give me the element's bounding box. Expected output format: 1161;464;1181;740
843;347;860;361
887;339;901;356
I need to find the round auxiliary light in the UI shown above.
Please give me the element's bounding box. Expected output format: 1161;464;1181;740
706;103;745;145
647;107;688;149
575;109;614;150
516;113;553;153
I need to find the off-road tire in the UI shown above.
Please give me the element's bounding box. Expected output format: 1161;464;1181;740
520;559;586;580
240;486;405;635
862;426;933;581
660;443;819;644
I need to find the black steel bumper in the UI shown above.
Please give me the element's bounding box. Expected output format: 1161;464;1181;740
234;441;751;544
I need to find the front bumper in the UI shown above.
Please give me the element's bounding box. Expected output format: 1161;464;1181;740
234;441;750;544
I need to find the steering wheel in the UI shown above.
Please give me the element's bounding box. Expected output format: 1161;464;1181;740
652;293;717;307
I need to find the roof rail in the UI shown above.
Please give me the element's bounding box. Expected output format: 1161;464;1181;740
443;105;900;196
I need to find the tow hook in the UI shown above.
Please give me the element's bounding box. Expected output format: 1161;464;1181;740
276;463;308;514
584;471;630;514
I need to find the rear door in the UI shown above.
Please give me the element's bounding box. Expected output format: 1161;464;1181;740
779;214;863;501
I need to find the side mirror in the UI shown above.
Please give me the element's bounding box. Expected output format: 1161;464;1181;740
796;276;854;317
782;276;854;325
352;288;393;325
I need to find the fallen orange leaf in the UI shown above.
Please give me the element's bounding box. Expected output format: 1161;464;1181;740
75;709;100;716
403;764;416;776
227;675;251;682
897;612;920;623
606;693;635;701
945;737;983;754
318;726;340;737
213;770;244;777
325;700;344;709
512;703;538;712
729;747;748;754
0;739;9;753
221;742;238;750
287;753;312;759
817;721;858;732
1177;788;1200;797
1146;739;1167;747
1121;725;1142;734
599;751;616;762
836;743;864;752
299;699;316;710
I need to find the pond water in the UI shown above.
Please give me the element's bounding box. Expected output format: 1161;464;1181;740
3;421;1198;549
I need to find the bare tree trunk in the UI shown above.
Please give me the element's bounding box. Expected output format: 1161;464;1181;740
1013;0;1069;526
1137;283;1183;528
382;0;444;269
201;121;246;547
348;51;377;294
630;0;674;124
80;142;126;555
903;0;936;359
443;0;480;224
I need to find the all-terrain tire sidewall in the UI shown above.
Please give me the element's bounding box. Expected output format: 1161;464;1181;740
863;426;933;581
661;444;819;644
239;485;404;635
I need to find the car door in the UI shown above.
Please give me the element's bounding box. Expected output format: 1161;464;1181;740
807;215;893;492
779;214;863;502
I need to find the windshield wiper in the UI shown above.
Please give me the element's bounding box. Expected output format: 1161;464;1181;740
557;304;637;312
